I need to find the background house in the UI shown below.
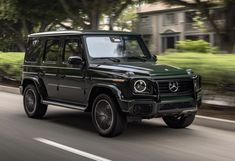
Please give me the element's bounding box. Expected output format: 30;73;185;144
136;2;224;54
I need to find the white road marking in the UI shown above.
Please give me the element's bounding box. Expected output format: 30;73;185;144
196;115;235;124
34;138;112;161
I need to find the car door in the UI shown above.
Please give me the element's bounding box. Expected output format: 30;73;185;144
40;37;61;100
57;37;86;105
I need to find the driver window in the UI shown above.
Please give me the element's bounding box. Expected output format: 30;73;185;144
63;39;82;63
124;39;144;57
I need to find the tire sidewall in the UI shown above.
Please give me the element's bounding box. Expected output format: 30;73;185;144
23;85;39;117
92;94;118;136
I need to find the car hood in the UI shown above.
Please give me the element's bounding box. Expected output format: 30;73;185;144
89;61;188;77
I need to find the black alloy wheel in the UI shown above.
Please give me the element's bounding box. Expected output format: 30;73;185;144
92;94;127;137
23;85;47;118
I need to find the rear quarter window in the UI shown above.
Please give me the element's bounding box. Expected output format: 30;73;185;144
44;39;61;63
25;38;42;62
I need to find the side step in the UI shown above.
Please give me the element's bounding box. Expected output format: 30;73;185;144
42;100;86;111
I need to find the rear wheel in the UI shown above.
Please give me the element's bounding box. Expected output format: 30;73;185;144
162;113;196;129
23;84;47;118
92;94;127;137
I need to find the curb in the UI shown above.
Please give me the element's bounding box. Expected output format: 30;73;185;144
0;85;20;95
195;115;235;132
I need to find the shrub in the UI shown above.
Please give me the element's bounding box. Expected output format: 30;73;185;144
176;40;217;53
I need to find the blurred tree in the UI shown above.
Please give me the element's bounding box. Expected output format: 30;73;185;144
115;6;138;31
0;0;154;51
156;0;235;53
59;0;136;30
0;0;67;51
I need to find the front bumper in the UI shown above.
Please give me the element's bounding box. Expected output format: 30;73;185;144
118;96;202;118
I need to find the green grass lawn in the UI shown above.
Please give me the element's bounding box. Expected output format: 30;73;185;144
0;52;24;80
158;52;235;90
0;52;235;91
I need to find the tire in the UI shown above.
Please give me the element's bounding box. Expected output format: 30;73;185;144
23;84;47;118
162;112;196;129
92;94;127;137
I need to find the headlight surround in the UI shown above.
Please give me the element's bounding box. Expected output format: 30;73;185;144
186;69;194;75
194;75;202;91
132;79;154;95
134;80;147;93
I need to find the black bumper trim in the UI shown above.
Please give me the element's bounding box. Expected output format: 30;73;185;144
118;96;201;117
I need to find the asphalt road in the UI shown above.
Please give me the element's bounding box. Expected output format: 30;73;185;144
0;91;234;161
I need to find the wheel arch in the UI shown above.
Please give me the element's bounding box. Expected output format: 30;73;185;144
21;77;48;99
85;84;122;112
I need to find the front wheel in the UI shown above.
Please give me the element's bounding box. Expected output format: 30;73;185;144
23;85;47;118
162;113;196;129
92;94;127;137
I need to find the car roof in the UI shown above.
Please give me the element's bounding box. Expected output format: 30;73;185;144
28;30;140;38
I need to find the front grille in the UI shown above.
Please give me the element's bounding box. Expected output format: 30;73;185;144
157;79;193;96
159;102;195;111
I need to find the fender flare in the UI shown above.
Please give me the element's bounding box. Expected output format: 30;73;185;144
88;83;122;100
21;76;47;99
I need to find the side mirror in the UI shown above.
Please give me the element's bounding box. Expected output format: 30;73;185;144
152;54;157;61
68;56;84;65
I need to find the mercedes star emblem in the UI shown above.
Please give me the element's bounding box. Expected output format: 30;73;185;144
169;81;179;92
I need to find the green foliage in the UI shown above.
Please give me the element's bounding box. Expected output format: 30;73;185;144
0;0;68;51
0;0;138;51
116;5;137;31
159;52;235;90
176;40;218;53
0;38;19;52
192;12;207;32
0;52;24;80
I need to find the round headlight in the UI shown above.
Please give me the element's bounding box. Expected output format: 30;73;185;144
134;80;147;93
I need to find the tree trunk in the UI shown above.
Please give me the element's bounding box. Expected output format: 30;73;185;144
90;10;100;30
220;34;235;53
109;16;114;31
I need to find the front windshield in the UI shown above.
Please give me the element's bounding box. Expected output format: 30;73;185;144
85;35;151;60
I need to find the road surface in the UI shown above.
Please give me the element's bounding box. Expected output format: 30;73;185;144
0;91;234;161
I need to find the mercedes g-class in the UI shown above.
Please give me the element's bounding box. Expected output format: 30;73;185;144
20;31;202;137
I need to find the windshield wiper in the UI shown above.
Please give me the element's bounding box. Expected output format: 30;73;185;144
94;57;120;62
126;56;147;61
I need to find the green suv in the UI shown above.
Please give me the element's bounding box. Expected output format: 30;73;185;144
20;31;202;137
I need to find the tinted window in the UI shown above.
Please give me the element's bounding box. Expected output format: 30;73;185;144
125;39;144;57
63;39;82;62
44;39;60;62
26;38;42;62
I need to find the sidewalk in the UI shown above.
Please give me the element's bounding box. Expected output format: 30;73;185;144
202;90;235;107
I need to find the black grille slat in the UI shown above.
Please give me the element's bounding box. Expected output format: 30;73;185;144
157;79;194;96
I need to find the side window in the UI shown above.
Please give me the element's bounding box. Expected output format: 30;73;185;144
26;38;42;62
63;39;82;63
125;39;144;57
44;39;61;63
163;13;177;26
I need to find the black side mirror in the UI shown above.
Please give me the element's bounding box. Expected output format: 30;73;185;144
68;56;84;65
152;54;157;61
